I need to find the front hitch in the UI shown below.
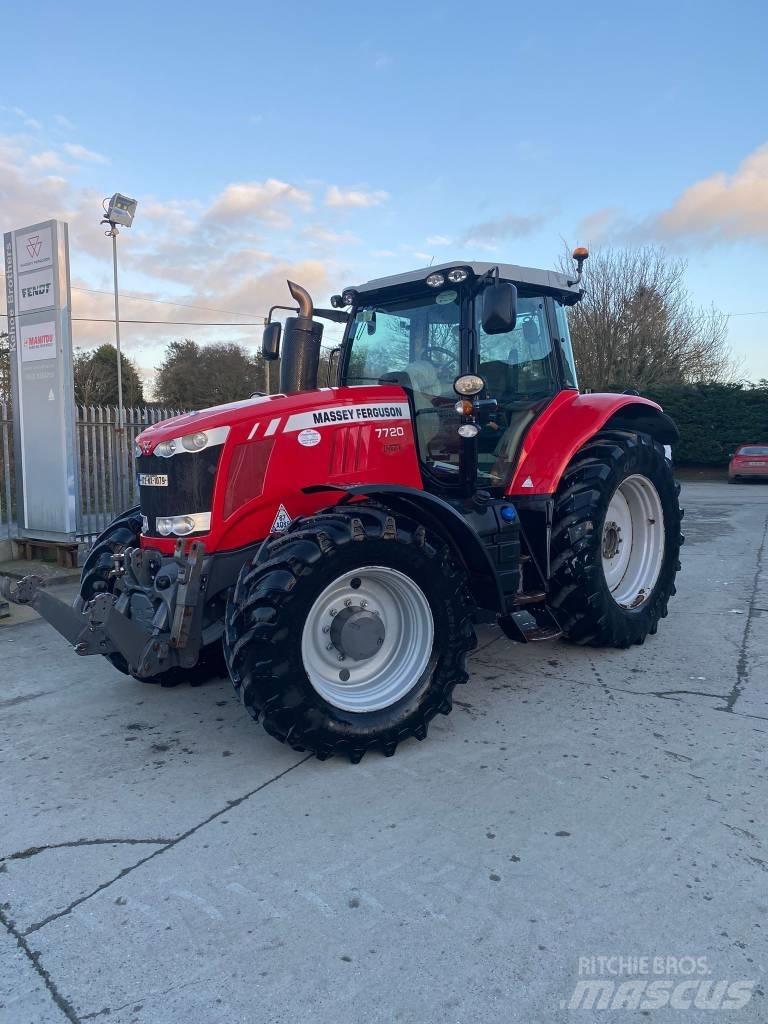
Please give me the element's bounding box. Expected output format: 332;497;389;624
0;573;171;677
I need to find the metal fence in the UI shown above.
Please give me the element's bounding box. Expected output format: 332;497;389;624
75;405;186;541
0;403;186;543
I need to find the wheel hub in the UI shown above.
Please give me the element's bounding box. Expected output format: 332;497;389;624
330;607;385;661
602;521;622;560
300;566;434;712
601;474;665;609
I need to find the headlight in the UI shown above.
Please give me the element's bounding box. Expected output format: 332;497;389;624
458;423;479;438
454;374;485;396
426;272;445;288
156;517;174;536
182;431;207;452
172;515;196;536
155;440;177;458
446;267;468;283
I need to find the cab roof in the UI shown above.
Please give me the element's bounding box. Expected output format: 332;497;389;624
346;261;584;304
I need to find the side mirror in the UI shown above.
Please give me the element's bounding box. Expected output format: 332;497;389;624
262;322;281;361
481;281;517;335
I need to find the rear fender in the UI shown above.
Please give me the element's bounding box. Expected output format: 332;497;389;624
507;391;679;497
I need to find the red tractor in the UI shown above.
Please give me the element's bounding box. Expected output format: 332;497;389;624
3;250;683;762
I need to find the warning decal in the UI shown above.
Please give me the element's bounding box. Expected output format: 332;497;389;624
270;504;293;533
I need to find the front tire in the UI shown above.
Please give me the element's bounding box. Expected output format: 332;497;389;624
549;431;683;647
224;504;476;762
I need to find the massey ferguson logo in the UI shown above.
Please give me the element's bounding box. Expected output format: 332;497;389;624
25;234;43;259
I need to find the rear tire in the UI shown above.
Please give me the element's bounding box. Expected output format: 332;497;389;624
224;503;476;762
78;508;224;686
549;431;683;647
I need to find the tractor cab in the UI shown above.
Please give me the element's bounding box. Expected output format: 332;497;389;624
334;260;584;495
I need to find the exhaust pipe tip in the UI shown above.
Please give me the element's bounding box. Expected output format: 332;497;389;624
287;280;313;320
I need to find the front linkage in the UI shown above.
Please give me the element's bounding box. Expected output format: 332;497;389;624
0;539;208;678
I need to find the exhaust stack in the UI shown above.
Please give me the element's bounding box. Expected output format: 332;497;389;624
279;280;324;394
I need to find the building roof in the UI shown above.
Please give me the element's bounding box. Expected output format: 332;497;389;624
346;261;583;302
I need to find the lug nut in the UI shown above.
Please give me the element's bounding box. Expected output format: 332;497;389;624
322;625;330;633
344;598;352;607
326;642;334;650
329;608;337;617
360;600;367;608
337;654;345;662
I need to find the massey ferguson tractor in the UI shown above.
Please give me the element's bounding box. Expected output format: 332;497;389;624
2;250;683;762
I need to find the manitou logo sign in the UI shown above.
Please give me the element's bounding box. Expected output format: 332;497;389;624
20;321;57;362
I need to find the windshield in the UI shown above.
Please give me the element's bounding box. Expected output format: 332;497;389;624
738;446;768;455
345;288;463;481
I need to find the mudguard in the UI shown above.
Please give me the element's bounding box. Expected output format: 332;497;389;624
507;391;679;497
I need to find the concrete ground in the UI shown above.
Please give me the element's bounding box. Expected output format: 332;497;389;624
1;480;766;1024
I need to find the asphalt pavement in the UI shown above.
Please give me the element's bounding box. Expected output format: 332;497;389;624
1;480;766;1023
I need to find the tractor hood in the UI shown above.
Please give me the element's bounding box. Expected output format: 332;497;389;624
134;386;411;455
136;393;299;453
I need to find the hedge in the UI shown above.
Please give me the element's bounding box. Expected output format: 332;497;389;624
640;383;768;465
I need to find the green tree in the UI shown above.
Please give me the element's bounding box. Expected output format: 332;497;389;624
73;344;145;407
154;340;265;408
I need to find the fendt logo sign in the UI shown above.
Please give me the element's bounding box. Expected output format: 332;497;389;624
15;225;53;272
17;268;55;313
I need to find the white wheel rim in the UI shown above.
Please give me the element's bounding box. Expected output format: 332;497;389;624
601;474;665;609
301;566;434;712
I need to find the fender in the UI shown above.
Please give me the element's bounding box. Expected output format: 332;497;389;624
301;484;505;612
507;391;680;497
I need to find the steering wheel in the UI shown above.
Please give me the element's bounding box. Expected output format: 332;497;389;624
424;345;458;371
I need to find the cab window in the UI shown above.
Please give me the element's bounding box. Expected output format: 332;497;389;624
475;296;557;489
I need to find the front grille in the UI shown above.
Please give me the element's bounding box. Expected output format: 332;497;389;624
137;447;222;536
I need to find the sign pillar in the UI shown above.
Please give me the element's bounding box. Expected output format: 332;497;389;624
3;220;78;541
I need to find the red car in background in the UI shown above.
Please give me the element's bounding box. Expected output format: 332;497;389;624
729;444;768;483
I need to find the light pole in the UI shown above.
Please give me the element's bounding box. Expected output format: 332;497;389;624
101;193;138;428
101;193;137;510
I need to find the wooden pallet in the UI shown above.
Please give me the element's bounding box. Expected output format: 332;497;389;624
17;538;79;569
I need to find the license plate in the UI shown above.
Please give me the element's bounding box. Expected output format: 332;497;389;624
746;461;766;467
138;473;169;487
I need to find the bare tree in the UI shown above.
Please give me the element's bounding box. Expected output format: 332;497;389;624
560;246;738;390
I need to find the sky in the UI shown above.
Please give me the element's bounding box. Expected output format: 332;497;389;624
1;0;767;392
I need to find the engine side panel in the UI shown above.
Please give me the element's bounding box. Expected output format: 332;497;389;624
139;385;423;554
506;391;668;497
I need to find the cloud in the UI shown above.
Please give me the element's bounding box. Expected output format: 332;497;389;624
205;179;311;225
63;142;109;164
325;185;388;208
460;211;549;248
300;224;360;247
54;115;76;131
426;234;451;247
28;150;66;172
373;53;392;70
646;143;768;244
